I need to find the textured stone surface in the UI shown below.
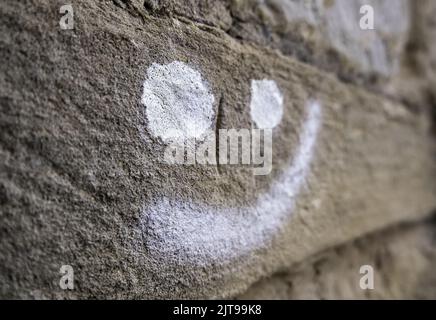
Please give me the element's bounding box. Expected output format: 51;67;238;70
238;216;436;299
1;0;435;299
385;0;436;110
142;0;410;83
140;0;435;109
229;0;410;81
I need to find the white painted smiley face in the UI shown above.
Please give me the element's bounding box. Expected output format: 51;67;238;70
140;61;322;264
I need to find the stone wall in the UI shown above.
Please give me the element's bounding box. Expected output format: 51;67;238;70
1;0;435;299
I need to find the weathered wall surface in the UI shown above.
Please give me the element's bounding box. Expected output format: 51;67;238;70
1;0;435;299
239;217;436;299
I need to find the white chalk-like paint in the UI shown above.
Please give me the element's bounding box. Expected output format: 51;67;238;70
141;100;322;264
250;80;284;129
141;61;215;141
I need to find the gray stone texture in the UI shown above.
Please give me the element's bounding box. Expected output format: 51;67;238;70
238;218;436;299
1;0;435;299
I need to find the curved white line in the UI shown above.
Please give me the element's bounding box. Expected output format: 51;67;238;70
141;101;322;264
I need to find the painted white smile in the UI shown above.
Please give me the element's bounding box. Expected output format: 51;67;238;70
140;61;322;264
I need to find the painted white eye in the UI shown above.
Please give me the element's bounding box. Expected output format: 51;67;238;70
250;79;284;129
141;61;215;142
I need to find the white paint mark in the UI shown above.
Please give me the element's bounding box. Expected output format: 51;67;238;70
140;100;322;264
250;80;284;129
141;61;215;142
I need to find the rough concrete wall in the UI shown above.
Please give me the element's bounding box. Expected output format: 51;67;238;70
0;0;435;299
